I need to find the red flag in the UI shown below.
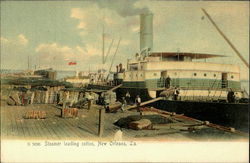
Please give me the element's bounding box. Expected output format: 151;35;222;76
68;62;77;65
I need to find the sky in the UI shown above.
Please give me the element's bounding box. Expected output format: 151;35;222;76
0;0;249;79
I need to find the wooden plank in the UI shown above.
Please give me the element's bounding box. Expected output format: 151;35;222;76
56;117;82;138
25;105;60;139
51;107;77;138
51;115;74;138
34;118;51;139
62;118;86;138
126;97;164;110
77;116;98;137
1;108;11;138
14;108;26;138
1;109;7;137
8;108;16;138
98;109;105;137
4;107;12;137
76;117;98;137
62;114;95;138
38;116;58;139
28;119;42;138
26;107;52;139
107;84;122;92
41;116;62;139
43;105;67;139
19;113;32;138
32;118;48;139
41;108;64;139
52;105;97;138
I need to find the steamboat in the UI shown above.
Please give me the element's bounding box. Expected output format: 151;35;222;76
89;10;249;131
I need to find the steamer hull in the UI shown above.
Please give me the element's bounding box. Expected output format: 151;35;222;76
153;100;249;132
116;87;249;132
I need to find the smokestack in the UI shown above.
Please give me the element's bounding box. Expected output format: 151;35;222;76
140;13;153;52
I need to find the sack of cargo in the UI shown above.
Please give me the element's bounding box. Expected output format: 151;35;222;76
106;102;122;113
9;91;21;105
7;96;16;105
129;119;152;130
24;110;46;119
62;108;78;118
160;88;175;97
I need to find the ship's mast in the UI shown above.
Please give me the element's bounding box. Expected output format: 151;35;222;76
27;55;30;70
201;8;249;69
102;22;105;65
106;38;121;81
102;11;105;65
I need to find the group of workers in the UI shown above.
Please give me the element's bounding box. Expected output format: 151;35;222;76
162;76;180;100
121;92;141;112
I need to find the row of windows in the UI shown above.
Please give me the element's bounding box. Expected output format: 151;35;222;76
125;73;158;77
193;73;211;77
193;73;234;78
125;74;143;78
125;72;235;79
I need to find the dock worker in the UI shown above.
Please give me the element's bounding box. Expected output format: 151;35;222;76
87;92;94;110
56;93;60;104
227;89;235;103
121;97;126;112
125;91;131;104
135;95;141;113
160;76;164;87
173;87;180;101
165;76;171;88
103;92;110;112
98;93;105;105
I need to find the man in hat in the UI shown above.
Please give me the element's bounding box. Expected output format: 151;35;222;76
135;95;141;113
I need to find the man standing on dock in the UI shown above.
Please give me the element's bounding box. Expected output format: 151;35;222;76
165;76;171;88
135;95;141;113
227;89;235;103
125;91;131;104
121;97;126;112
173;87;180;101
87;92;94;110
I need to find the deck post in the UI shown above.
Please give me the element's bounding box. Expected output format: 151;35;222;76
98;108;105;137
62;102;66;117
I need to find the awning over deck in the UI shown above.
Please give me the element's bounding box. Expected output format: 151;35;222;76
149;52;226;59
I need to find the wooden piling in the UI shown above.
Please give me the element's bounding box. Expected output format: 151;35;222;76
62;102;66;117
98;108;105;137
88;100;92;110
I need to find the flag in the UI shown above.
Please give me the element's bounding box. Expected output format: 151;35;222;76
68;62;77;65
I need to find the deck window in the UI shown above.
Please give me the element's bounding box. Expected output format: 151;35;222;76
231;75;234;79
193;73;197;76
204;73;207;77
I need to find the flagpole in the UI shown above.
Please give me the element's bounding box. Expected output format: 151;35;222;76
101;9;106;82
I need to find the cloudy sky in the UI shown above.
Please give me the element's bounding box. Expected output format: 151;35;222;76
0;1;249;79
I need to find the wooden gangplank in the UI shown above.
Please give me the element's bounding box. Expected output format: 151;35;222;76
126;97;164;110
107;84;122;92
